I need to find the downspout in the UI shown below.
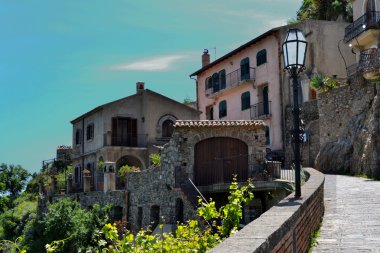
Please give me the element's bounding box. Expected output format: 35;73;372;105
275;31;286;154
190;76;199;111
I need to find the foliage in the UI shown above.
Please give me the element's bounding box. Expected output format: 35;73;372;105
183;97;195;105
84;177;254;253
310;73;339;92
97;160;104;171
118;165;141;178
307;223;321;252
0;163;30;200
0;238;27;253
297;0;352;22
23;198;111;253
0;193;37;241
149;153;161;167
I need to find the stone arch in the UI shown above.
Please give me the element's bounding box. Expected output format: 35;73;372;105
115;155;143;189
157;114;177;138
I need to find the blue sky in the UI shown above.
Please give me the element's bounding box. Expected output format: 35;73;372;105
0;0;301;173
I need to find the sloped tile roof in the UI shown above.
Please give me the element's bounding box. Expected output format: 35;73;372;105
174;120;265;128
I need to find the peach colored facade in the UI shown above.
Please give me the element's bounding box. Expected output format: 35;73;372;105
194;34;282;150
191;20;356;154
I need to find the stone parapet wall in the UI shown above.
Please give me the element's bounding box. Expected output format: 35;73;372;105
208;168;325;253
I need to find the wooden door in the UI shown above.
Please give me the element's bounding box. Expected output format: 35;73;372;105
194;137;248;186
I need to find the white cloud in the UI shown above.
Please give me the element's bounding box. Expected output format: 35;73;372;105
110;54;188;71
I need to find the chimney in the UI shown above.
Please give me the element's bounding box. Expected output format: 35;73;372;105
202;49;210;67
136;81;145;94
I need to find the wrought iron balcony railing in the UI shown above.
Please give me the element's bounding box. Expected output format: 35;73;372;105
103;132;148;147
250;101;272;119
205;67;255;97
358;48;380;74
344;11;380;43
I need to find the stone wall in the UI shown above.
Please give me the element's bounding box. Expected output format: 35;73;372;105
284;100;320;167
316;80;380;177
208;167;325;253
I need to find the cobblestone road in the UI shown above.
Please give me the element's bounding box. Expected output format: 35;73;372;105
313;174;380;252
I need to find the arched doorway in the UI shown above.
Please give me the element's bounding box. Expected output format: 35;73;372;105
194;137;248;186
116;155;143;189
150;205;160;231
175;198;184;224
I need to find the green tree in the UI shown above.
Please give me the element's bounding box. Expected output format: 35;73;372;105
297;0;352;22
0;163;30;199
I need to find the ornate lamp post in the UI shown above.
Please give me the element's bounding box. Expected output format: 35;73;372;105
282;29;308;197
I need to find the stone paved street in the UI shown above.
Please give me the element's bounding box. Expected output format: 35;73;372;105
313;175;380;253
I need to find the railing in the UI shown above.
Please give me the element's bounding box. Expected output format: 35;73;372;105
344;11;380;43
358;48;380;74
103;132;148;147
250;101;271;119
205;67;255;97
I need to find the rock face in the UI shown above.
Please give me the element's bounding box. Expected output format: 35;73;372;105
315;80;380;177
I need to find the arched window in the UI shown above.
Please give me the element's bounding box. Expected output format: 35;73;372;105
212;73;220;92
162;119;174;138
240;57;250;80
256;49;267;66
265;126;270;145
241;91;251;110
366;0;376;12
219;69;226;90
219;100;227;118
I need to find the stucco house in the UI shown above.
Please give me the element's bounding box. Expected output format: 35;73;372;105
190;20;355;166
70;82;200;192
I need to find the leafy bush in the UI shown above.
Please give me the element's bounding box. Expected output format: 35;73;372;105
310;73;339;92
118;165;140;178
149;153;161;167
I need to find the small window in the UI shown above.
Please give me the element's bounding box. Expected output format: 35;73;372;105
75;129;82;145
241;91;251;110
240;57;250;80
86;123;94;140
265;126;270;145
205;77;212;90
206;105;214;120
257;49;267;66
219;69;226;90
219;100;227;118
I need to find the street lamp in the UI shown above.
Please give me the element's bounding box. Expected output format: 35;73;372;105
282;28;308;197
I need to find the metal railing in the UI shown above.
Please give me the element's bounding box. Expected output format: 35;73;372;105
205;67;255;97
344;11;380;43
103;133;148;147
358;48;380;74
250;101;272;119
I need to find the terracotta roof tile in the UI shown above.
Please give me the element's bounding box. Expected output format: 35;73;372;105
174;120;265;128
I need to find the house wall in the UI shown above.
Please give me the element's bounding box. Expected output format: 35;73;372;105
196;34;283;150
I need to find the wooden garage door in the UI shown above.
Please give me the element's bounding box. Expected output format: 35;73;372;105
194;137;248;186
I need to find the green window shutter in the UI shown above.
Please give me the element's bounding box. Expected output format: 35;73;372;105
219;100;227;118
241;91;250;110
257;49;267;66
219;69;226;90
240;57;250;80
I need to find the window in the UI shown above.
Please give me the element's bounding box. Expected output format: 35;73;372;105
212;73;219;92
219;69;226;90
219;100;227;118
86;123;94;140
112;117;137;146
75;129;82;145
162;119;174;138
205;77;212;90
265;126;270;145
241;91;251;110
240;57;250;80
74;166;82;183
257;49;267;66
206;105;214;120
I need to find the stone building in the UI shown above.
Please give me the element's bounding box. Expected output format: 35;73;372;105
127;120;293;233
70;82;200;192
190;20;355;167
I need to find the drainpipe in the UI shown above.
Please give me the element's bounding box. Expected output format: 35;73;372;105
275;31;286;154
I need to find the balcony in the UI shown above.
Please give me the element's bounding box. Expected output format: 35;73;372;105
250;101;272;120
358;48;380;80
103;132;148;147
205;67;255;98
344;11;380;43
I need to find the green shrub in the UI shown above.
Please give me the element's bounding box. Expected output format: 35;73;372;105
149;153;161;167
